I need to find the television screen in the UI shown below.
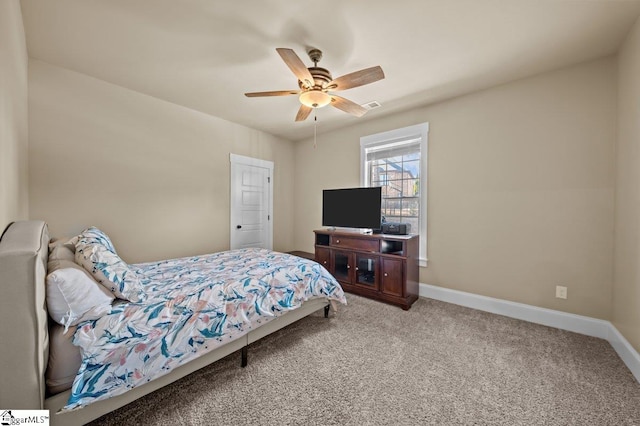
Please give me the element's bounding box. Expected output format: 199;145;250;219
322;187;382;230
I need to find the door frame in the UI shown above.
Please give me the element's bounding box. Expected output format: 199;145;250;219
229;153;274;250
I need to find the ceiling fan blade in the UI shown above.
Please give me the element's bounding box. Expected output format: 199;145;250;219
330;95;368;117
295;104;313;122
328;66;385;91
276;48;315;89
245;90;299;97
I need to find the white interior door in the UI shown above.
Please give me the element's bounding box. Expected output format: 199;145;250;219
230;154;273;250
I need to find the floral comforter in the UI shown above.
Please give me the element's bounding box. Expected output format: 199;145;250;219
64;248;346;411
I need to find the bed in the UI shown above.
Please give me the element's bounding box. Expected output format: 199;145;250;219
0;220;345;425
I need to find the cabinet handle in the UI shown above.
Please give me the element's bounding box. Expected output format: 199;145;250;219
323;261;327;264
384;273;388;277
355;267;359;270
336;239;340;244
347;265;350;269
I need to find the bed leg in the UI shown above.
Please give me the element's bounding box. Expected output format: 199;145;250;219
324;304;330;318
241;346;248;368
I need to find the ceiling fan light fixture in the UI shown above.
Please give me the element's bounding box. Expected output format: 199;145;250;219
245;48;385;122
299;90;331;108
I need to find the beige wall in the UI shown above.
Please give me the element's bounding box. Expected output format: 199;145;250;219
28;60;295;263
295;57;617;320
0;0;29;232
613;17;640;351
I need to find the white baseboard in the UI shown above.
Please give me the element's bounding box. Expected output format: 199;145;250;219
419;283;640;383
606;324;640;383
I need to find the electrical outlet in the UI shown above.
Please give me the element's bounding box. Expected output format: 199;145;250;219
556;285;567;299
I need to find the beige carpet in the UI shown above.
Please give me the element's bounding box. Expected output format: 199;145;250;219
90;294;640;425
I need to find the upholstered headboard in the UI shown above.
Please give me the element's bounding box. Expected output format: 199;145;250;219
0;220;49;409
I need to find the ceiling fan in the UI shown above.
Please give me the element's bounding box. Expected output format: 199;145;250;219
245;48;385;122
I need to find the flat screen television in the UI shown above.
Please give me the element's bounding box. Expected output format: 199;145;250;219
322;187;382;230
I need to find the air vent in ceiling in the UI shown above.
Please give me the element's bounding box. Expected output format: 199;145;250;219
361;100;382;110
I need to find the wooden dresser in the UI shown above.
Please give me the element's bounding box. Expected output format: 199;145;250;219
314;229;419;310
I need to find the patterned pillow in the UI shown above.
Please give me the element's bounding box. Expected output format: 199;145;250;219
78;227;116;252
75;227;146;303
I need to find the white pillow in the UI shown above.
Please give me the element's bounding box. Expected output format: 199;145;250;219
46;266;114;332
75;228;146;303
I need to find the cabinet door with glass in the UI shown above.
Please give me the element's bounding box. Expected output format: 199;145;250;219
354;253;379;291
332;250;353;284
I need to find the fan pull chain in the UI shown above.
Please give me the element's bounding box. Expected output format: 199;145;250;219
313;114;317;149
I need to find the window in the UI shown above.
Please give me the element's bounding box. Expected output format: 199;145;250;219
361;123;428;266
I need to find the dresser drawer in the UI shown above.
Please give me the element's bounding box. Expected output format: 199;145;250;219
330;235;379;252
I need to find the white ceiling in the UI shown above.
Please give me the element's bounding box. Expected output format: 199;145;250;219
20;0;640;142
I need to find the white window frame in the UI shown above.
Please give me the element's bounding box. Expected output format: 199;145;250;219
360;123;429;267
